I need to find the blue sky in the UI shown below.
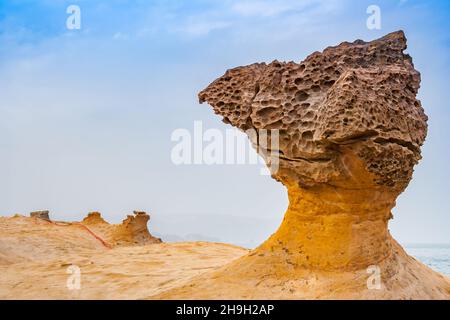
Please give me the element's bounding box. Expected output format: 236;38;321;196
1;0;449;247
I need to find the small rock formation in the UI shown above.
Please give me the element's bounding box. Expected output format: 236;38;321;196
162;31;450;299
82;211;108;225
30;210;50;221
112;211;162;246
78;211;162;247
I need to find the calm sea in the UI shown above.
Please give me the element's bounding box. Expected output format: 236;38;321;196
405;244;450;276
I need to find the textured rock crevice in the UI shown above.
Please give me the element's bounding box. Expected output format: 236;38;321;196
161;31;450;299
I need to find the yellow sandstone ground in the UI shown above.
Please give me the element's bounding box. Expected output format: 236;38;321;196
155;184;450;299
0;215;248;299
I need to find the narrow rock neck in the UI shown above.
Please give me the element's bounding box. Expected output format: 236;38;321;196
258;185;397;271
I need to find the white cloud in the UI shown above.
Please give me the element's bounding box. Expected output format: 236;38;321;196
230;0;340;17
181;20;232;36
113;32;128;40
231;0;294;17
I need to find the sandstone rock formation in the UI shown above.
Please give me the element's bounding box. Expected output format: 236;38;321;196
30;210;50;221
79;211;162;246
160;31;450;299
82;211;107;225
112;211;162;246
0;214;246;299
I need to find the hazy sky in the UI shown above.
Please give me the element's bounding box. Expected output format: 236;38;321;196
1;0;449;247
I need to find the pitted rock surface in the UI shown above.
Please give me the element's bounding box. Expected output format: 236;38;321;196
199;31;427;191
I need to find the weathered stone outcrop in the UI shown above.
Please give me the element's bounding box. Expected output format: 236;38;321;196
112;211;162;246
30;210;50;221
79;211;162;247
161;31;450;299
82;211;108;225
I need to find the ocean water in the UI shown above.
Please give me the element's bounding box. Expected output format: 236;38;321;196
404;244;450;276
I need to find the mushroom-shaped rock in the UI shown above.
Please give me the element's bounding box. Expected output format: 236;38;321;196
159;31;450;299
